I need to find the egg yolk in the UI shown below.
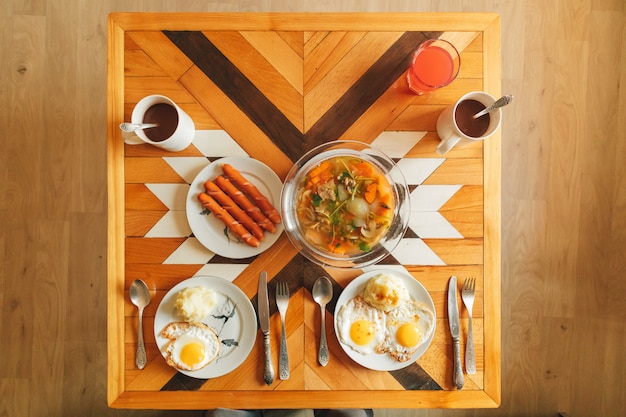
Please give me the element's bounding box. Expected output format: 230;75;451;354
396;323;421;348
350;320;376;346
180;342;206;367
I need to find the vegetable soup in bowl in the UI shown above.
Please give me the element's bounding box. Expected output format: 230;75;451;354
281;141;410;268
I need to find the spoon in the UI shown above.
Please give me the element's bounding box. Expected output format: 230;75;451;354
472;94;514;119
129;279;151;369
119;122;159;132
312;276;333;366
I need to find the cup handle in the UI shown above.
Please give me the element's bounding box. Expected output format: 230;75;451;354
436;134;461;155
122;131;145;145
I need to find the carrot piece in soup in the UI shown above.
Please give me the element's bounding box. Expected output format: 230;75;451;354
352;161;374;178
328;240;347;255
307;161;330;179
377;180;393;198
319;170;333;183
376;192;393;216
364;183;377;204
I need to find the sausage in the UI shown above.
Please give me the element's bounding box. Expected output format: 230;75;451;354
204;180;265;241
197;192;260;247
222;163;282;224
214;175;276;234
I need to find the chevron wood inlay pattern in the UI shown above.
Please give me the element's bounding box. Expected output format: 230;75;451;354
108;13;501;410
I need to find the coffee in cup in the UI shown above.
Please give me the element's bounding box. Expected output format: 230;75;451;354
454;99;490;138
142;102;179;142
436;91;502;155
124;95;195;152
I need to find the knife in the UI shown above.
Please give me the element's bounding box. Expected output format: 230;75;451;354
258;271;274;385
448;276;464;389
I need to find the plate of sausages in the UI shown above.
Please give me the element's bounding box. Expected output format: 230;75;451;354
186;156;283;259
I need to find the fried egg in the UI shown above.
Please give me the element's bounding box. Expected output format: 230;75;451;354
160;321;220;371
336;296;386;355
376;299;435;362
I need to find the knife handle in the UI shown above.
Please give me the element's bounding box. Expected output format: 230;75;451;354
452;338;464;389
263;332;274;385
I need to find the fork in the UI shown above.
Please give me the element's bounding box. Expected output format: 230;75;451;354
275;281;290;380
461;277;476;374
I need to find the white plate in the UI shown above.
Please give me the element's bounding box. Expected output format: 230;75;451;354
333;269;436;371
186;156;283;259
154;276;257;378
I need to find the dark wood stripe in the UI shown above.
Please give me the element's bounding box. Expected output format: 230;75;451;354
161;373;207;391
390;364;442;390
248;254;308;319
250;254;334;316
249;254;337;316
207;254;257;264
163;30;304;162
403;228;420;239
304;31;442;151
164;30;442;161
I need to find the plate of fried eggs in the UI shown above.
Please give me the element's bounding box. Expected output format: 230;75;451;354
154;276;256;378
334;269;436;371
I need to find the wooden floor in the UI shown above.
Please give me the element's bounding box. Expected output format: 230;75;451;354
0;1;624;417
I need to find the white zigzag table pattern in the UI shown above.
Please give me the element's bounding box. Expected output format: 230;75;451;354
138;129;463;280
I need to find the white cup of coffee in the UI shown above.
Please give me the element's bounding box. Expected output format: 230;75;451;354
124;95;195;152
436;91;502;155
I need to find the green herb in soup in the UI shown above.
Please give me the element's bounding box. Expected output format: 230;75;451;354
296;156;394;255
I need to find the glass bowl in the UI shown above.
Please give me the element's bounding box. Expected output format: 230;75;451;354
280;140;410;269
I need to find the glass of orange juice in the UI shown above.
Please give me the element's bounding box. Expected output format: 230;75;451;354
406;39;460;95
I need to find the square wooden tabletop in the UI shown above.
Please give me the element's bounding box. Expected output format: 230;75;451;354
107;12;501;410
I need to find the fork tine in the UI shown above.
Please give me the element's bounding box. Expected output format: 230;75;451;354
276;281;289;298
463;277;475;292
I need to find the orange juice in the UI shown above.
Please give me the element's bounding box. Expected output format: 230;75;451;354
407;39;460;94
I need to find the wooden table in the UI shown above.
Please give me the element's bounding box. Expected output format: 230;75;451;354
107;12;501;409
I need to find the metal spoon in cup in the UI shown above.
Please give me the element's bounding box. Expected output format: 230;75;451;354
119;122;159;132
129;279;151;369
472;94;514;119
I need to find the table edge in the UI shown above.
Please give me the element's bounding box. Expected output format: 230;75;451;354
108;11;501;32
481;14;503;407
108;390;501;410
106;11;502;409
107;13;127;406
